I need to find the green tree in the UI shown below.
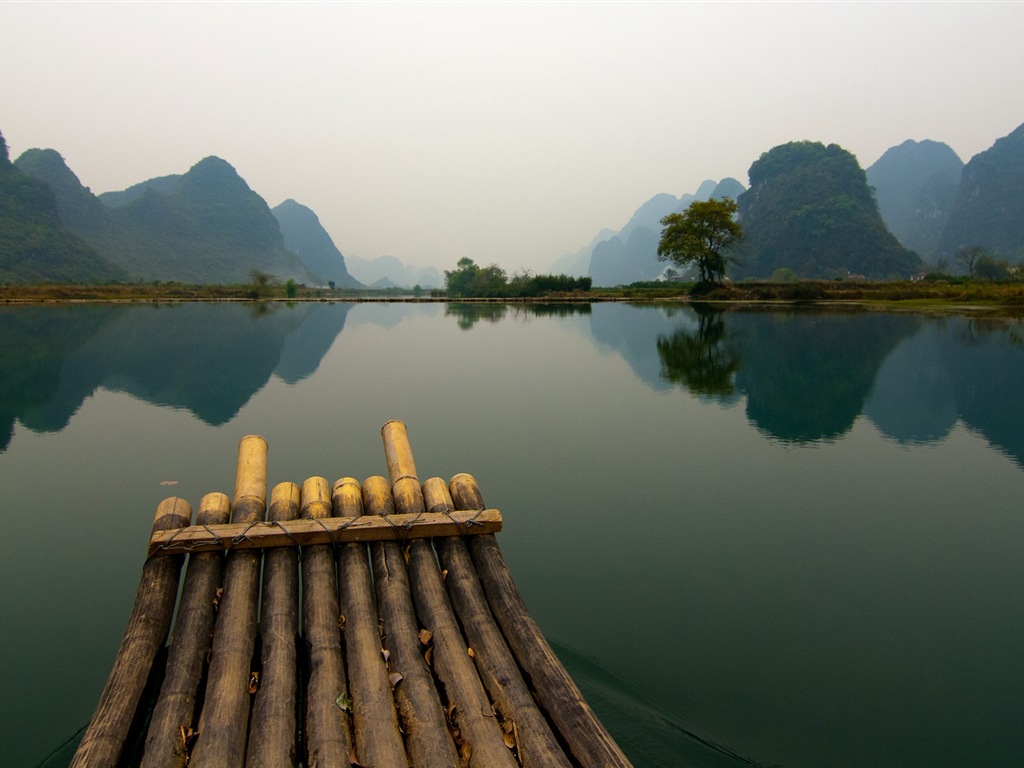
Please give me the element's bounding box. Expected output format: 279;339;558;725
444;257;480;296
658;198;743;287
445;258;510;297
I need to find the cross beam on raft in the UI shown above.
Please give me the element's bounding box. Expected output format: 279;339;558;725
148;508;503;556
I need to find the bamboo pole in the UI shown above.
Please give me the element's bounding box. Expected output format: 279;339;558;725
70;496;192;768
246;482;301;768
332;477;407;767
449;474;633;768
363;475;461;768
381;422;518;768
299;476;353;767
142;493;231;768
190;435;268;768
422;478;571;768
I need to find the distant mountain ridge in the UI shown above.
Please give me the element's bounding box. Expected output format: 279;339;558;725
937;121;1024;262
866;139;963;258
14;150;322;284
272;199;362;288
583;178;746;286
0;131;125;283
345;254;443;289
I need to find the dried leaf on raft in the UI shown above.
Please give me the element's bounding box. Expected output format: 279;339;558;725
381;648;391;664
467;647;475;659
339;613;346;631
424;647;433;667
502;719;521;753
336;692;353;712
212;587;223;608
388;672;403;689
248;671;259;694
418;628;433;645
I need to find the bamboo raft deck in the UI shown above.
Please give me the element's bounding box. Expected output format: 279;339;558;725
70;421;633;768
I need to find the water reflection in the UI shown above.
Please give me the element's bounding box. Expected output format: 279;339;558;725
446;302;508;329
445;302;591;329
592;305;1024;463
657;304;741;398
0;303;350;450
730;311;920;442
4;303;1024;466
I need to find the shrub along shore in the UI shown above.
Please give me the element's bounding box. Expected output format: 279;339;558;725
2;279;1024;314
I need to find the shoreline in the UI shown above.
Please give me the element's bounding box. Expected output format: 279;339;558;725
2;281;1024;316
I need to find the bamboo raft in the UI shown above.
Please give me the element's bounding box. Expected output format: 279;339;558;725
70;421;633;768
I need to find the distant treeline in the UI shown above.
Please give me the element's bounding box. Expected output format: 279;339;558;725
444;257;591;297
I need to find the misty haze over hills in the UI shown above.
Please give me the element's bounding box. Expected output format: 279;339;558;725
344;254;444;290
13;149;321;284
271;199;361;288
572;178;747;286
2;120;1024;286
865;139;964;259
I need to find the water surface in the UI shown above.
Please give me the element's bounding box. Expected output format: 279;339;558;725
2;301;1022;767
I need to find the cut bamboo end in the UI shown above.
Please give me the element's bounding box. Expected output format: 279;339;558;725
154;496;193;532
332;477;364;518
196;492;230;527
300;476;332;520
422;477;454;513
361;476;395;517
269;482;301;522
449;473;484;510
233;434;268;505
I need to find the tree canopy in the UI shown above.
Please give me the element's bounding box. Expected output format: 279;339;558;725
444;257;591;297
657;198;743;286
735;141;921;279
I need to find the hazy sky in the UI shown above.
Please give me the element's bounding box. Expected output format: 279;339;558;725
4;2;1023;273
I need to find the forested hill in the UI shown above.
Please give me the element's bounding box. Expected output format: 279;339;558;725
866;139;963;259
937;121;1024;261
272;199;362;288
0;131;126;283
14;151;322;285
735;141;922;280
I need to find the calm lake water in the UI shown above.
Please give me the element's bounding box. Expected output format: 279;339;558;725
2;301;1023;767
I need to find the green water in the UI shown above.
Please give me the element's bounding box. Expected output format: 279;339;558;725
2;302;1023;767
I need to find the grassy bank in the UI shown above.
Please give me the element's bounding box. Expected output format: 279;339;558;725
3;279;1024;313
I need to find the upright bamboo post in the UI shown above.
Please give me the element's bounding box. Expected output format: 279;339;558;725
332;477;407;767
70;496;192;768
142;492;231;768
299;476;353;767
381;422;519;768
363;475;461;768
190;436;268;768
246;482;301;768
422;478;571;768
449;474;633;768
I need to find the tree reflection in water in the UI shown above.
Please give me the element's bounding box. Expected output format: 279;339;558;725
656;304;740;397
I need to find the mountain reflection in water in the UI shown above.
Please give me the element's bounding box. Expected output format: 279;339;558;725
4;303;1024;467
